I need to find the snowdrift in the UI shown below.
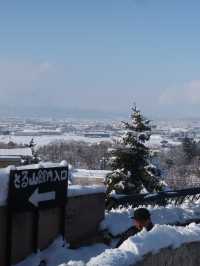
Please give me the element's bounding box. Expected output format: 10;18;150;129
87;223;200;266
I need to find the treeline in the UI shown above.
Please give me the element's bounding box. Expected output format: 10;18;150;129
158;137;200;188
37;136;200;189
37;140;112;169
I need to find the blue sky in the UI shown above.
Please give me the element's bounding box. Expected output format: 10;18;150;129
1;1;200;118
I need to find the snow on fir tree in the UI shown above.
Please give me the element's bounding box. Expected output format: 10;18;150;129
106;105;163;197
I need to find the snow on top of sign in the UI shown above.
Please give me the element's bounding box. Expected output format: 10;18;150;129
0;148;32;157
60;160;68;167
16;161;68;170
88;223;200;266
68;185;106;197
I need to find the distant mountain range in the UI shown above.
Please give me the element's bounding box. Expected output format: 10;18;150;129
0;105;127;120
0;105;200;121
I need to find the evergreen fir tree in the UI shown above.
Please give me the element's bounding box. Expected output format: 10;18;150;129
106;105;163;197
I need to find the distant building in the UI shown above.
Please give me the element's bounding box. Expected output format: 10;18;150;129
0;155;22;167
0;148;33;168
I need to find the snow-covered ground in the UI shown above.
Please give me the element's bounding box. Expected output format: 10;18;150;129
15;223;200;266
88;223;200;266
0;134;113;147
71;169;110;186
14;201;200;266
0;132;181;148
15;238;108;266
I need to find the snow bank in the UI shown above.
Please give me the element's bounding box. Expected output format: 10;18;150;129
14;223;200;266
88;223;200;266
70;169;109;186
15;223;200;266
101;206;133;236
102;203;200;236
71;169;110;179
0;148;32;157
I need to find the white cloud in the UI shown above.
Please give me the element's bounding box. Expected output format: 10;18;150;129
159;80;200;105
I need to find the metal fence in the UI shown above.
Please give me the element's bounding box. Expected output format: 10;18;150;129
109;187;200;209
165;174;200;190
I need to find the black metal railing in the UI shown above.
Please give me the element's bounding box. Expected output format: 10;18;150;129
108;187;200;209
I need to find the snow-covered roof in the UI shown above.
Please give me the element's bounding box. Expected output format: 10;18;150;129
0;148;32;157
0;155;22;161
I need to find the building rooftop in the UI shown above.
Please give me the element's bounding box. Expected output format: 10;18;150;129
0;148;32;157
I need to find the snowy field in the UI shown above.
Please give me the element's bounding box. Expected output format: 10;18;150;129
14;201;200;266
0;133;180;148
0;134;113;147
